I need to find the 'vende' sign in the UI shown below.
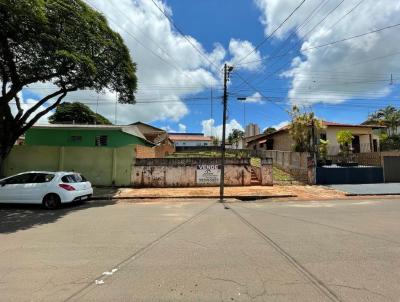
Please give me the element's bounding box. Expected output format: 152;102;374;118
196;165;221;184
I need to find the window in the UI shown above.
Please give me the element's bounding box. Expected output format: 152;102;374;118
31;173;55;183
95;135;108;146
61;174;87;183
5;173;34;184
320;133;327;140
70;135;82;143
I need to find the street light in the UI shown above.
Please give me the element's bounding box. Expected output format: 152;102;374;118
237;97;247;129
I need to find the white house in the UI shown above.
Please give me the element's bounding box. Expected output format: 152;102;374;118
168;133;213;149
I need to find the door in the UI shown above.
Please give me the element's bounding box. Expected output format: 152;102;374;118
22;173;56;203
0;173;35;203
384;156;400;182
352;135;360;153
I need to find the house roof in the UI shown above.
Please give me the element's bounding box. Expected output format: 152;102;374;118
246;120;385;144
321;121;385;128
130;121;165;132
169;133;212;142
32;124;154;145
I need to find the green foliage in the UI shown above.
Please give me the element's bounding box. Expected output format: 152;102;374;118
380;133;400;151
0;0;137;103
49;102;111;125
319;139;329;159
212;136;219;146
366;105;400;136
263;127;276;135
336;130;354;146
0;0;137;163
288;106;323;152
336;130;354;157
227;129;245;148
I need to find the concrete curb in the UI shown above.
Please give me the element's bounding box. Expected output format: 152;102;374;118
91;194;297;201
345;193;400;196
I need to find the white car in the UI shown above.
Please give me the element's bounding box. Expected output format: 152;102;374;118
0;171;93;209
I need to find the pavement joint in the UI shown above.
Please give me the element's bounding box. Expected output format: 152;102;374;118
62;201;216;302
228;205;344;302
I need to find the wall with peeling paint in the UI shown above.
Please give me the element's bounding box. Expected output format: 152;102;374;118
132;158;273;187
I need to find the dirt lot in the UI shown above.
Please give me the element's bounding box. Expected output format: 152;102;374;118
112;185;347;200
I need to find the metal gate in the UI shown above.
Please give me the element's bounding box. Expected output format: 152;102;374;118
384;156;400;182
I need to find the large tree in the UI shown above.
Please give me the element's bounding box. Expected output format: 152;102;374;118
288;106;323;152
49;102;112;125
228;129;245;149
366;105;400;136
0;0;137;171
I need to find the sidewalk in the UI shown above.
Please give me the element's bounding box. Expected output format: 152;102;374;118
93;185;347;201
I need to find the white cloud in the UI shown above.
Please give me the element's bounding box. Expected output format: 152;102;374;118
9;92;51;125
19;0;227;125
178;123;187;133
201;118;243;139
161;123;187;133
242;92;264;104
228;39;263;71
254;0;400;105
270;120;289;130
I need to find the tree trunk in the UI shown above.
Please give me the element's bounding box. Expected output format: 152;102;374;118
0;103;19;177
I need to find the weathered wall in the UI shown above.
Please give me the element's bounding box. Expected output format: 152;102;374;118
132;158;273;187
135;143;176;159
4;145;136;186
265;150;309;183
271;131;293;151
135;145;156;159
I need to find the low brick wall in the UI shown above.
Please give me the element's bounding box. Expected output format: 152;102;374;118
132;158;273;187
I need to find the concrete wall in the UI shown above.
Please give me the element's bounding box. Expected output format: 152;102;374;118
4;145;136;186
265;150;309;183
132;158;273;187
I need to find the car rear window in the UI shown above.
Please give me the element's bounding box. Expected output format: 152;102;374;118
61;174;87;183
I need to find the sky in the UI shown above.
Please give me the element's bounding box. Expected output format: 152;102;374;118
16;0;400;138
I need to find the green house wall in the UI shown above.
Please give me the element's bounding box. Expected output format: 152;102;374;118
25;128;152;148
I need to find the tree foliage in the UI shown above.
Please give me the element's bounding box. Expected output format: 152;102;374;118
227;129;245;149
49;102;111;125
263;127;276;135
0;0;137;170
336;130;354;156
366;105;399;136
288;106;323;152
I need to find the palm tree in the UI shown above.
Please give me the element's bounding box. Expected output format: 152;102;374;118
368;106;400;136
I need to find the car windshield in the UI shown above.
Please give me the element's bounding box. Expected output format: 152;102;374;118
61;174;87;183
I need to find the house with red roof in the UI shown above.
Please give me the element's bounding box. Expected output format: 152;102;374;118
246;121;385;155
168;133;213;150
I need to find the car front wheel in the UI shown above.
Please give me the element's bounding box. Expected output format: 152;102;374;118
42;194;61;210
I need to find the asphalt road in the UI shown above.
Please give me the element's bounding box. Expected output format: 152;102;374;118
1;198;400;301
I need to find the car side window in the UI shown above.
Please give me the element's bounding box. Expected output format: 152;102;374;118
31;173;55;183
5;173;34;184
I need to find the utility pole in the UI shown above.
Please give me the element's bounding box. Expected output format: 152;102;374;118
220;64;233;203
210;87;213;137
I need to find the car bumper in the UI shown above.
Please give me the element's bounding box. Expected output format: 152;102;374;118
62;188;94;203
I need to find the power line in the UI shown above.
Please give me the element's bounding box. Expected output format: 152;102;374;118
150;0;222;71
85;1;219;89
234;0;306;65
